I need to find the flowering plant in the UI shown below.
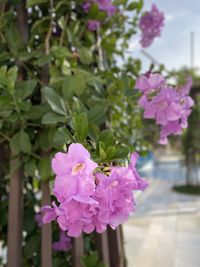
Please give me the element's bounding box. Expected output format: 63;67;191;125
42;143;148;237
136;74;193;144
0;0;193;265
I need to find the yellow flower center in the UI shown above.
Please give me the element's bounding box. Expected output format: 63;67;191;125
71;163;85;176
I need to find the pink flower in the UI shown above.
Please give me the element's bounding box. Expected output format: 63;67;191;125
139;4;164;48
41;202;57;224
52;231;72;252
136;73;165;94
56;199;97;237
159;121;182;144
96;0;116;16
42;143;148;237
35;213;43;228
82;2;91;12
93;168;137;230
87;20;100;31
128;152;149;190
143;87;182;125
136;73;194;144
52;143;98;203
83;0;116;17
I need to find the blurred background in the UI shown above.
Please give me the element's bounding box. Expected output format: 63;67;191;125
0;0;200;267
123;1;200;267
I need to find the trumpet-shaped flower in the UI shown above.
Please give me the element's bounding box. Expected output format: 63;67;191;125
136;73;165;94
52;143;98;203
139;4;164;48
143;87;182;125
136;72;194;144
42;143;148;237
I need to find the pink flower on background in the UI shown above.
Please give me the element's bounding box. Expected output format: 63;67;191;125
143;87;182;125
83;0;116;16
139;4;164;48
35;213;43;228
159;121;182;145
129;152;149;190
42;143;148;237
52;231;72;252
136;73;165;94
87;20;101;31
136;73;194;144
96;0;116;16
83;2;91;12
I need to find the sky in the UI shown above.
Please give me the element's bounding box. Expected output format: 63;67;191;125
129;0;200;72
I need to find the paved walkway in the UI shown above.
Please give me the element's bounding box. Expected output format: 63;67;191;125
123;179;200;267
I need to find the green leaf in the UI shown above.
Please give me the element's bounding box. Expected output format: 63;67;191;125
26;0;49;7
41;112;67;125
26;105;44;120
108;145;129;161
42;87;67;116
51;46;70;59
5;24;25;53
7;66;18;94
24;158;37;177
62;73;86;99
15;80;37;100
81;251;106;267
38;157;51;180
78;47;93;65
127;0;143;12
87;105;107;125
36;54;52;66
18;101;31;112
53;127;71;146
10;130;31;155
0;95;13;117
73;112;88;143
38;130;50;151
10;132;21;156
98;130;114;147
98;141;107;160
20;129;31;154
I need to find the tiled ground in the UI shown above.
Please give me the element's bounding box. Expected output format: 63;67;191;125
123;179;200;267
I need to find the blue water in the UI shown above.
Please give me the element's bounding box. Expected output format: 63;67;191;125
138;160;187;180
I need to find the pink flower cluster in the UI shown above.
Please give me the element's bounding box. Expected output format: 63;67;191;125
87;20;101;31
41;143;148;237
83;0;116;16
83;0;116;31
136;73;194;144
139;4;164;48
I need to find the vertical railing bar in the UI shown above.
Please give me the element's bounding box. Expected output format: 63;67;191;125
41;64;52;267
108;227;124;267
119;226;126;267
94;231;110;266
7;2;28;266
41;180;52;267
72;234;84;267
7;158;23;267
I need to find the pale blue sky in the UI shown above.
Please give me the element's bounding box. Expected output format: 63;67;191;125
130;0;200;72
